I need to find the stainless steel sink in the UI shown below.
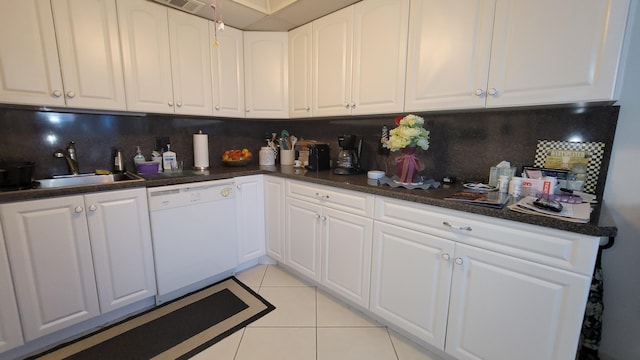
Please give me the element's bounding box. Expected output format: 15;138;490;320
36;172;144;189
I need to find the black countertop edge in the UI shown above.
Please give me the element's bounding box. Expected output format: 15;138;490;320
0;165;616;238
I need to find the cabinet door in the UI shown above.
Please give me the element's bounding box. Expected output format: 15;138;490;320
243;32;289;118
0;222;23;353
370;221;454;350
85;189;156;314
351;0;409;115
285;198;322;282
236;175;266;263
312;6;353;117
289;23;313;118
322;208;373;308
404;0;494;111
0;196;99;342
264;176;285;262
0;0;65;107
487;0;629;107
51;0;127;110
168;8;214;116
117;0;174;113
211;25;245;118
446;243;591;360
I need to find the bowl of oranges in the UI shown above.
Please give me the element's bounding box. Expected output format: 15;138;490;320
222;148;253;166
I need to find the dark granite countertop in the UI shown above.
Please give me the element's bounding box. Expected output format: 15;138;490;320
0;164;616;237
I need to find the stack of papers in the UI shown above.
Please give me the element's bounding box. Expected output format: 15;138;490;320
445;191;511;209
508;196;592;223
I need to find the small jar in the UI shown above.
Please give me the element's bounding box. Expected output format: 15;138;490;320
509;176;523;197
259;147;275;166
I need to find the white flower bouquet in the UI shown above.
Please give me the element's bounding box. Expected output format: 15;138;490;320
384;114;430;151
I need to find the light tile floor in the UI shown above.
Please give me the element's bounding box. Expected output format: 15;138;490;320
192;264;444;360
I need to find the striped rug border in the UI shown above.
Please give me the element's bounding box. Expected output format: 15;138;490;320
32;277;275;360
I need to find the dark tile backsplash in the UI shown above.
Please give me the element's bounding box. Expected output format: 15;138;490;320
0;104;618;198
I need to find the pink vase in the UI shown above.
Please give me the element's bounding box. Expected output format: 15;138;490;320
395;146;425;183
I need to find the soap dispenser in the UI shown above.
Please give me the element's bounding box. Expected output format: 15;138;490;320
162;144;177;171
133;146;145;165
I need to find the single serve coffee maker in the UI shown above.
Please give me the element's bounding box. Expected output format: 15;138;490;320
334;134;363;175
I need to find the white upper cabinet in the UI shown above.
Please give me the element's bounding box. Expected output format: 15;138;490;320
289;23;313;118
313;0;409;117
487;0;629;107
211;25;245;118
406;0;630;111
117;0;173;113
243;32;289;118
118;0;213;115
0;0;126;110
167;8;214;116
405;0;495;111
351;0;409;115
312;6;353;117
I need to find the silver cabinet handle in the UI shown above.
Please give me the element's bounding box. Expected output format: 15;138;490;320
455;257;464;265
89;204;97;212
315;213;321;219
345;103;350;109
66;91;75;99
306;106;310;111
176;101;182;107
351;103;356;109
443;221;472;231
474;88;485;96
487;88;497;96
52;90;62;97
215;105;220;110
315;192;330;199
321;215;327;221
74;206;83;213
246;108;251;112
168;101;174;107
441;253;451;261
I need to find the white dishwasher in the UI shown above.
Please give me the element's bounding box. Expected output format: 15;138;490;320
147;180;237;304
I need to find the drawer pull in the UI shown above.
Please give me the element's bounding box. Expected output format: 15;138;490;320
455;257;464;265
441;253;451;261
315;192;329;199
443;221;472;231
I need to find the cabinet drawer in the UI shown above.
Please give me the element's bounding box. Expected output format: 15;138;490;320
287;180;374;217
374;196;600;275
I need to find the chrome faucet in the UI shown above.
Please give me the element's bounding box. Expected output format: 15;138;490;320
54;141;79;175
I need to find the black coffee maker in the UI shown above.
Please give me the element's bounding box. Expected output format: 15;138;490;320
334;135;363;175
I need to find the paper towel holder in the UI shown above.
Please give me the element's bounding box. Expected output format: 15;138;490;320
193;130;210;171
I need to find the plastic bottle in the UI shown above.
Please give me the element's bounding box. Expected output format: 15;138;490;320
133;146;146;165
498;175;509;193
162;144;177;172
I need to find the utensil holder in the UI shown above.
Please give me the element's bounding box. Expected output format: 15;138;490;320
280;149;295;165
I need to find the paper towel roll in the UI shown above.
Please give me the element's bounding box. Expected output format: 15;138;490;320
193;131;209;170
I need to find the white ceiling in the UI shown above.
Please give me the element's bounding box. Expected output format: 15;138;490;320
153;0;361;31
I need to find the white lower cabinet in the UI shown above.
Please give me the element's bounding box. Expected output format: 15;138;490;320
372;196;599;360
446;243;590;360
236;175;266;263
84;189;156;313
0;222;24;353
284;180;374;308
370;221;454;349
0;188;155;342
264;176;285;262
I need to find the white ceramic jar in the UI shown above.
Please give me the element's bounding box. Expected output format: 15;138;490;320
259;147;276;166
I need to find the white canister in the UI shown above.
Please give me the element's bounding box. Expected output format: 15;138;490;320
259;147;275;166
509;176;523;197
498;175;509;193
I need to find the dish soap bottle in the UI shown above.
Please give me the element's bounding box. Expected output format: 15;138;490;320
133;146;146;165
162;144;177;172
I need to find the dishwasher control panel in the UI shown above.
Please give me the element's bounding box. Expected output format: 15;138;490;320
147;180;235;211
